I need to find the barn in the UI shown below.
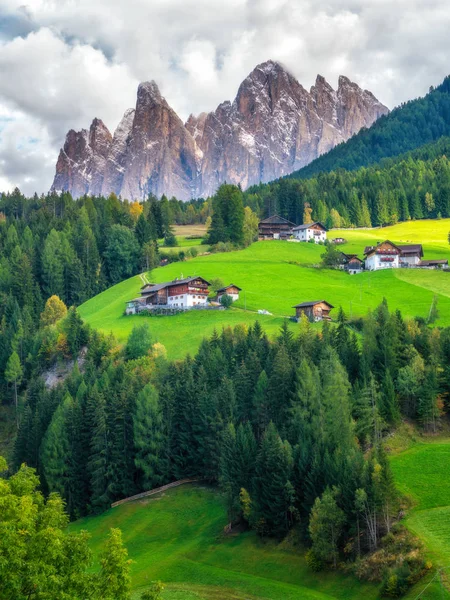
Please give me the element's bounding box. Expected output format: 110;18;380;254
258;215;296;240
293;300;334;322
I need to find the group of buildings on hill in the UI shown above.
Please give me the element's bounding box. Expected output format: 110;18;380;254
258;215;448;273
125;217;447;322
125;278;242;315
339;240;447;273
258;215;327;243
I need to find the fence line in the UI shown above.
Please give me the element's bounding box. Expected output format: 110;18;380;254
111;478;200;508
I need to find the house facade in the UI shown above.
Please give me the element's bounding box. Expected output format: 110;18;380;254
216;284;242;302
293;300;334;322
127;277;210;314
258;215;296;240
399;244;423;266
345;256;364;274
292;222;327;243
364;241;400;271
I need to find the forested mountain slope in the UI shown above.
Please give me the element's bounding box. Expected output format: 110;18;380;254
244;136;450;226
287;76;450;180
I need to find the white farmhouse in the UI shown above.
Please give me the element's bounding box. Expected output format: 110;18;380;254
126;276;211;313
364;241;400;271
292;222;327;243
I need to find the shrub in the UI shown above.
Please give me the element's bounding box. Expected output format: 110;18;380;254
220;294;233;308
305;549;324;572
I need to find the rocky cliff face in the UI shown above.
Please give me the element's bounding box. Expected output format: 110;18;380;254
52;61;388;200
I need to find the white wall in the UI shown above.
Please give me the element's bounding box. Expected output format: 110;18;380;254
365;253;399;270
401;255;420;266
167;293;208;307
218;292;239;302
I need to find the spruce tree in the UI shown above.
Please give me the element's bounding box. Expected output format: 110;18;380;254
133;383;167;490
253;422;293;536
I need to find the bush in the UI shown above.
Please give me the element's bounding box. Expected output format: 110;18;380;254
164;230;178;247
305;549;324;572
188;247;198;258
220;294;233;308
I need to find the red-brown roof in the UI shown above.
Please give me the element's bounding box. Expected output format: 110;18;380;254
292;300;334;309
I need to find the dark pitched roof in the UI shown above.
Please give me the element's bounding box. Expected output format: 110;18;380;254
364;240;401;255
258;214;296;226
293;221;328;231
399;244;423;257
216;284;242;293
339;252;357;261
347;256;363;264
292;300;334;309
141;276;210;294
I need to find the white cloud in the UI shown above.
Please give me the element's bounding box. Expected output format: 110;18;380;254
1;0;450;194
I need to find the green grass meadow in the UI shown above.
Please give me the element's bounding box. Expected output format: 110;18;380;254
69;479;448;600
79;219;450;358
70;485;380;600
390;438;450;567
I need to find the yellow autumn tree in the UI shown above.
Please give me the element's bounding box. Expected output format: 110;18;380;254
41;295;68;327
130;201;144;223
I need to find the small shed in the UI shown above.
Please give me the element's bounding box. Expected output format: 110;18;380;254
216;284;242;302
293;300;334;322
418;259;449;269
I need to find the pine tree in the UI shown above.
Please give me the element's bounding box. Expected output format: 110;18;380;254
88;389;112;512
5;350;23;427
42;229;65;300
40;393;72;499
379;371;400;425
252;370;270;439
252;422;293;536
133;383;167;490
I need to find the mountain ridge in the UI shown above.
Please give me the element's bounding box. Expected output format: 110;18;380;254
51;60;388;200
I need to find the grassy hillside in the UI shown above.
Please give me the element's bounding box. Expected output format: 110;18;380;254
78;219;450;358
390;436;450;571
70;484;380;600
69;482;447;600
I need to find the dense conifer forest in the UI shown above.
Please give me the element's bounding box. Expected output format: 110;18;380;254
244;137;450;227
2;284;449;594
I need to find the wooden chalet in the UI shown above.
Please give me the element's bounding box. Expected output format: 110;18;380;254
216;284;242;302
332;237;347;245
258;215;296;240
364;240;401;271
293;300;334;322
126;276;210;314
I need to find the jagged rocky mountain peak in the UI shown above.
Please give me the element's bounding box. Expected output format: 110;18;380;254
52;61;388;200
137;80;164;105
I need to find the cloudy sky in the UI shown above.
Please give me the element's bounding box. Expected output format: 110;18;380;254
1;0;449;195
